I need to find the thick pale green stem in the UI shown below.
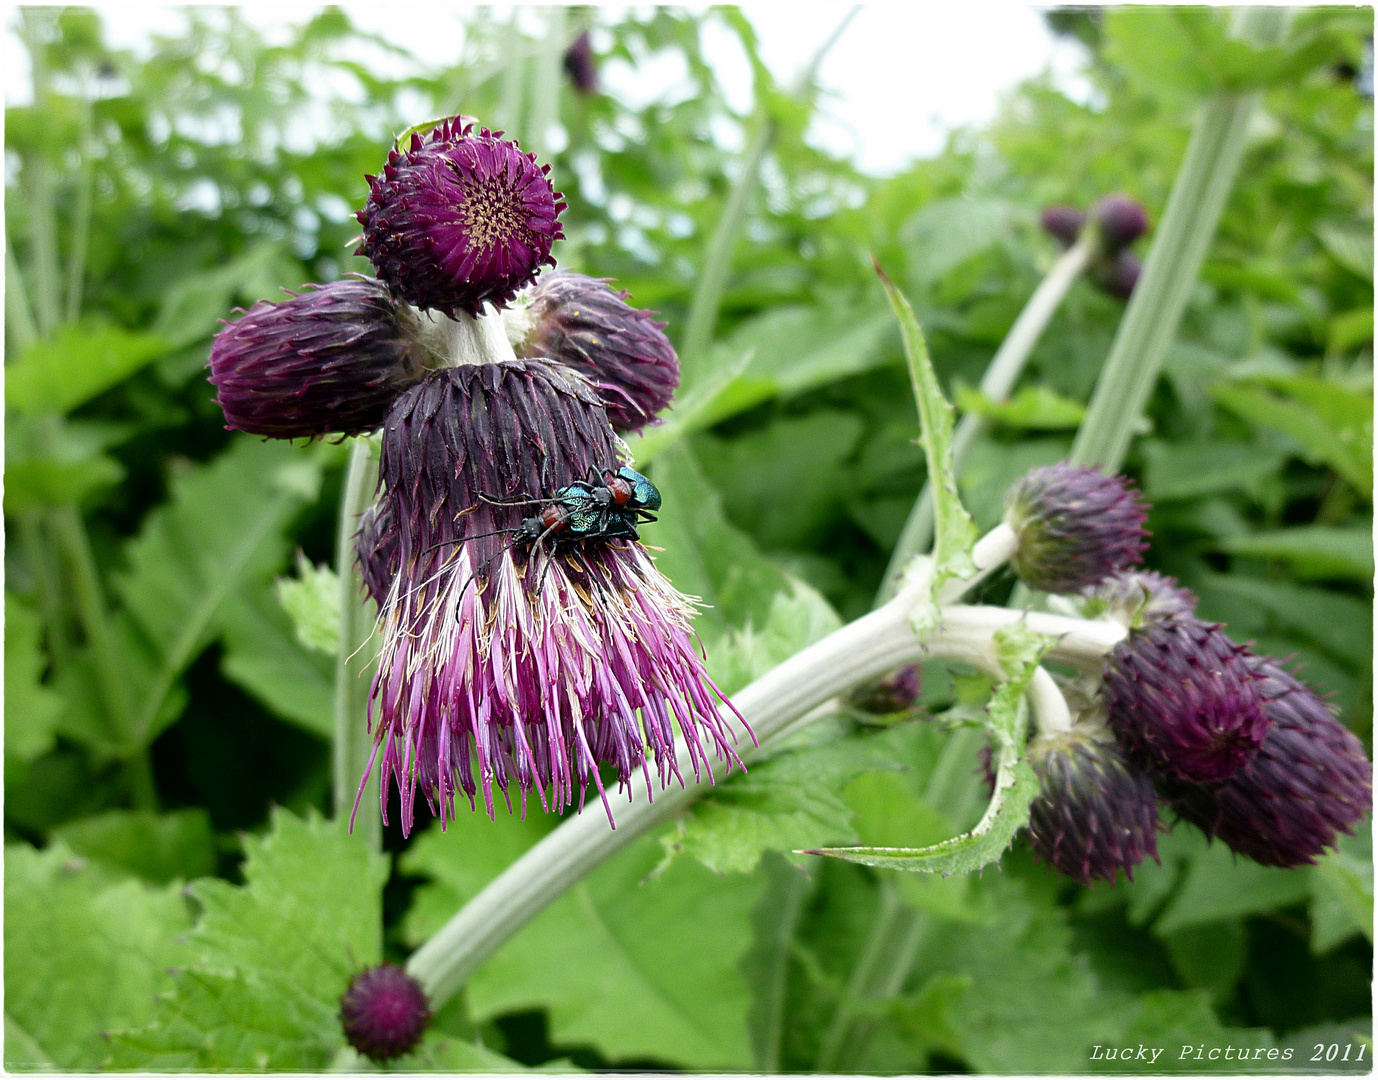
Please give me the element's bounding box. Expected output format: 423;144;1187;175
878;233;1096;603
678;9;858;383
404;586;1123;1008
20;10;63;335
6;233;40;349
64;70;95;323
527;6;565;157
497;13;527;136
1070;8;1288;471
334;439;382;850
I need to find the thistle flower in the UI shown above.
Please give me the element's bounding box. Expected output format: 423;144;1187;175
1167;656;1372;868
361;359;746;833
564;30;599;96
357;119;566;318
1082;570;1197;628
208;277;430;438
1040;205;1086;248
1093;194;1149;250
1004;463;1149;594
849;663;922;716
1103;617;1268;783
507;270;679;433
1026;721;1162;885
356;501;399;610
339;963;430;1062
1093;249;1142;300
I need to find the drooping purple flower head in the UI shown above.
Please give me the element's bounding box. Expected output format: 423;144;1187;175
1026;722;1162;885
360;359;747;833
1093;194;1150;251
1103;616;1269;784
355;501;399;610
849;663;922;716
1040;205;1086;248
1082;570;1197;628
1003;463;1150;594
564;30;599;95
357;119;566;318
339;962;430;1062
207;277;430;438
1093;249;1142;300
507;270;679;433
1167;656;1372;868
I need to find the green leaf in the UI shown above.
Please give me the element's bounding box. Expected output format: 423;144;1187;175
54;809;217;885
6;322;168;415
1196;573;1371;668
112;436;324;746
107;809;389;1070
742;853;814;1071
706;578;842;695
218;584;335;739
1089;989;1275;1073
875;262;977;588
625;346;755;465
4;455;125;512
1309;831;1373;953
4;593;63;765
1316;223;1374;282
152;240;301;352
954;381;1086;430
274;552;341;656
402;813;762;1069
5;840;193;1069
901;197;1016;289
1141;438;1288;501
1152;837;1313;934
807;623;1053;874
1219;526;1374;583
1213;377;1372;494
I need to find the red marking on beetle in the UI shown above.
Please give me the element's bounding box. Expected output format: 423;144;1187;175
540;504;568;531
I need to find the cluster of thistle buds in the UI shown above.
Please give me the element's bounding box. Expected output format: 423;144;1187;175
1040;194;1148;299
209;116;750;844
995;463;1371;884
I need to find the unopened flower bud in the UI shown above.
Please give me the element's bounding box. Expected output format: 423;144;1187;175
208;278;429;439
1093;194;1149;251
1092;249;1142;300
357;119;566;317
507;271;678;433
1103;617;1268;784
355;501;399;610
339;963;430;1062
564;31;598;96
1082;570;1197;628
1167;656;1372;867
1040;205;1086;248
1027;722;1162;885
849;663;921;715
1004;463;1149;594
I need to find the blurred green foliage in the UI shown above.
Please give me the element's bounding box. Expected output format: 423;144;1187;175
4;5;1372;1073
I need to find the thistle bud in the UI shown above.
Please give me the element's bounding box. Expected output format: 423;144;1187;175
355;501;399;610
1040;205;1085;248
564;31;598;96
1093;194;1149;251
1092;249;1142;300
208;278;429;439
849;663;922;715
339;963;430;1062
357;119;566;317
1004;463;1149;594
1168;657;1372;868
1026;723;1162;885
1082;570;1197;628
1103;617;1268;784
507;271;679;433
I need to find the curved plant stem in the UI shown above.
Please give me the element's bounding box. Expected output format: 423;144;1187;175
878;232;1096;603
1070;7;1288;470
334;438;382;850
405;583;1123;1008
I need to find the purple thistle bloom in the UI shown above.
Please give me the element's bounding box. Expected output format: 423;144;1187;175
339;962;430;1062
359;359;747;833
1026;723;1162;885
355;501;399;610
357;119;566;318
1083;570;1197;628
1103;617;1269;784
508;270;679;433
207;277;429;438
1167;656;1372;868
564;30;599;96
1040;205;1086;248
1093;194;1150;250
1004;463;1150;594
